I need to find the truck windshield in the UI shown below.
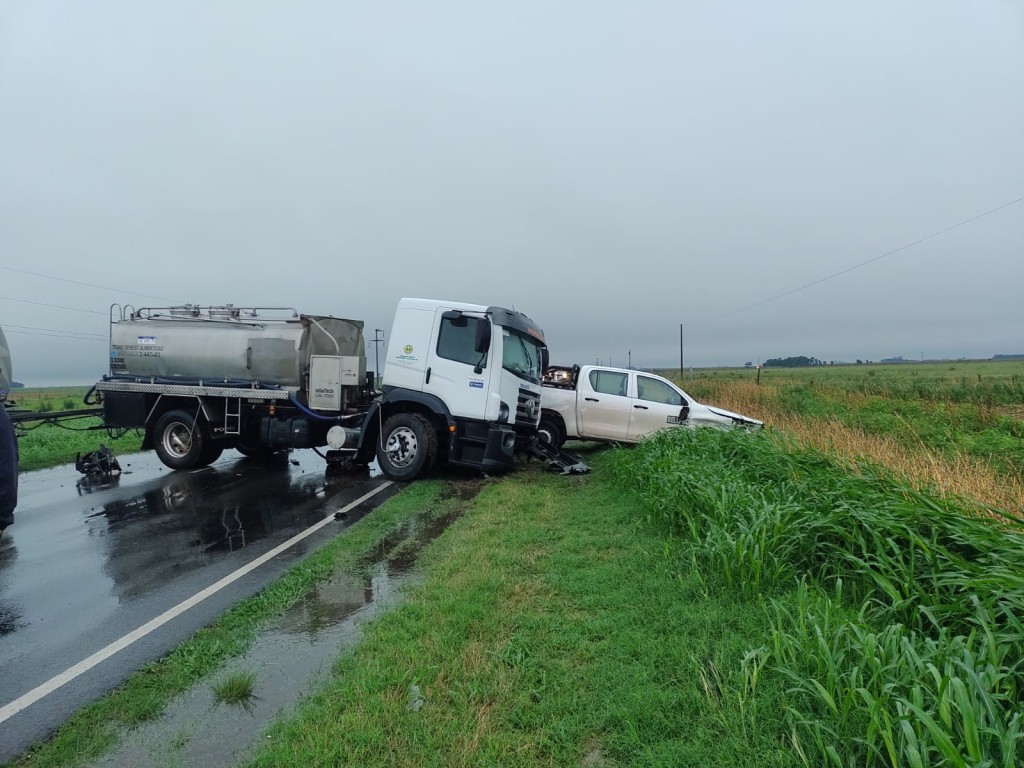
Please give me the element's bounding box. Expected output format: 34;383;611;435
501;327;544;384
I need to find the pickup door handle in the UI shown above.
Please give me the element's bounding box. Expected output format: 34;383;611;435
584;397;599;402
633;404;648;410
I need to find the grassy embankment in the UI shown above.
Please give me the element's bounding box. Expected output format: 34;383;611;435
236;433;1024;766
671;361;1024;514
22;434;1021;766
6;387;142;471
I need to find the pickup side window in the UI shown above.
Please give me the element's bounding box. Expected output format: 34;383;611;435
437;316;486;368
636;375;686;406
589;370;628;397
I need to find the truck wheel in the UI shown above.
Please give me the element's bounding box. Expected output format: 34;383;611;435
376;413;438;481
154;409;207;470
235;437;275;459
197;440;224;467
538;415;565;449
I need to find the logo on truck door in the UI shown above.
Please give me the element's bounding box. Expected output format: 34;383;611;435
395;345;418;366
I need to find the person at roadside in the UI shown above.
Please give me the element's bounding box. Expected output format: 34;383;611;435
0;400;16;538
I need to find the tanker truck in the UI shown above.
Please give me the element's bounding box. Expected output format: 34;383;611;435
88;298;560;481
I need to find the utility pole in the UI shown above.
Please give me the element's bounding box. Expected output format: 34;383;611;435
679;324;684;380
371;329;385;385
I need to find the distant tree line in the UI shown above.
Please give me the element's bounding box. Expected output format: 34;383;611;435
763;356;827;368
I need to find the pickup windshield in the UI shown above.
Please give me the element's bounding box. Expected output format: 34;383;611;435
501;327;544;384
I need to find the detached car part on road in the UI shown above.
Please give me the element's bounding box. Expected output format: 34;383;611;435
538;364;762;448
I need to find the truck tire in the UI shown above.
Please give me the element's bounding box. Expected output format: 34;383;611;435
154;409;208;470
376;413;438;481
235;436;276;459
197;440;224;467
538;415;565;449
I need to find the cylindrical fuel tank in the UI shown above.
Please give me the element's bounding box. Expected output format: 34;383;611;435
109;310;365;388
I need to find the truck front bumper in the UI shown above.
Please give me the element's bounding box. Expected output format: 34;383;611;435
449;419;517;474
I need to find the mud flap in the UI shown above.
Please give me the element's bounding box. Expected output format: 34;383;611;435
527;438;590;475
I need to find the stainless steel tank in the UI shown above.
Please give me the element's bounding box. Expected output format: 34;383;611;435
109;308;365;388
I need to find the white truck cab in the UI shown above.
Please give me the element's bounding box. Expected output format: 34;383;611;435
365;298;548;478
539;364;762;448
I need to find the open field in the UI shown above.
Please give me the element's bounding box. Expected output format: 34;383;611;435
667;361;1024;514
678;359;1024;407
6;387;142;472
5;387;94;414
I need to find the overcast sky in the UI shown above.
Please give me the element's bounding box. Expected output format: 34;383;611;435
2;1;1022;385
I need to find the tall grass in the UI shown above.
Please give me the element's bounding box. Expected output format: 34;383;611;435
612;428;1024;765
674;378;1024;513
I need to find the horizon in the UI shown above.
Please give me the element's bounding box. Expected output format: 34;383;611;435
10;352;1024;390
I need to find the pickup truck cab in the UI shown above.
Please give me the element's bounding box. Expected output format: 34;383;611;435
539;364;762;448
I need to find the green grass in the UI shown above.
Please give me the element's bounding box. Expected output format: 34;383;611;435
677;359;1024;406
211;670;259;713
613;428;1024;766
8;387;144;471
14;418;143;472
243;457;798;767
5;387;93;413
673;363;1024;479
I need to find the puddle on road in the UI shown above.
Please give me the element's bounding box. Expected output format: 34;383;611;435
88;480;482;768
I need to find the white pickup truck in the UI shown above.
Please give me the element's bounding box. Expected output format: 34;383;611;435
538;364;762;448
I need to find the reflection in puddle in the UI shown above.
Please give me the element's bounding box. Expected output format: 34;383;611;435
89;460;376;602
89;497;469;768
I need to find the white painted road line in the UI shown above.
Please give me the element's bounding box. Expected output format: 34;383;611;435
0;481;393;725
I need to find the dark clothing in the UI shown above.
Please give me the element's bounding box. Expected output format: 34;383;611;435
0;405;17;529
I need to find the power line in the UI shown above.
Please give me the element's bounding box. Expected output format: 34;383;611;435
0;295;107;315
705;194;1024;323
0;266;180;303
3;323;106;339
5;329;107;342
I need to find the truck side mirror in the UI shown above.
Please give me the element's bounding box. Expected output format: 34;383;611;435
474;320;491;355
541;347;549;374
680;406;690;422
442;310;468;327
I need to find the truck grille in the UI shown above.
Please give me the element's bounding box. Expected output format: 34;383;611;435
516;387;540;427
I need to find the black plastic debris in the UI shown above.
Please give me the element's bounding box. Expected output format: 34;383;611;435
75;444;122;477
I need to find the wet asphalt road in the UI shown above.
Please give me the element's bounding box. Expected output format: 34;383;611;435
0;449;397;762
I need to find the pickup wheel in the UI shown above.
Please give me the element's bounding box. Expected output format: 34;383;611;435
376;413;438;481
538;415;565;449
154;409;208;470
